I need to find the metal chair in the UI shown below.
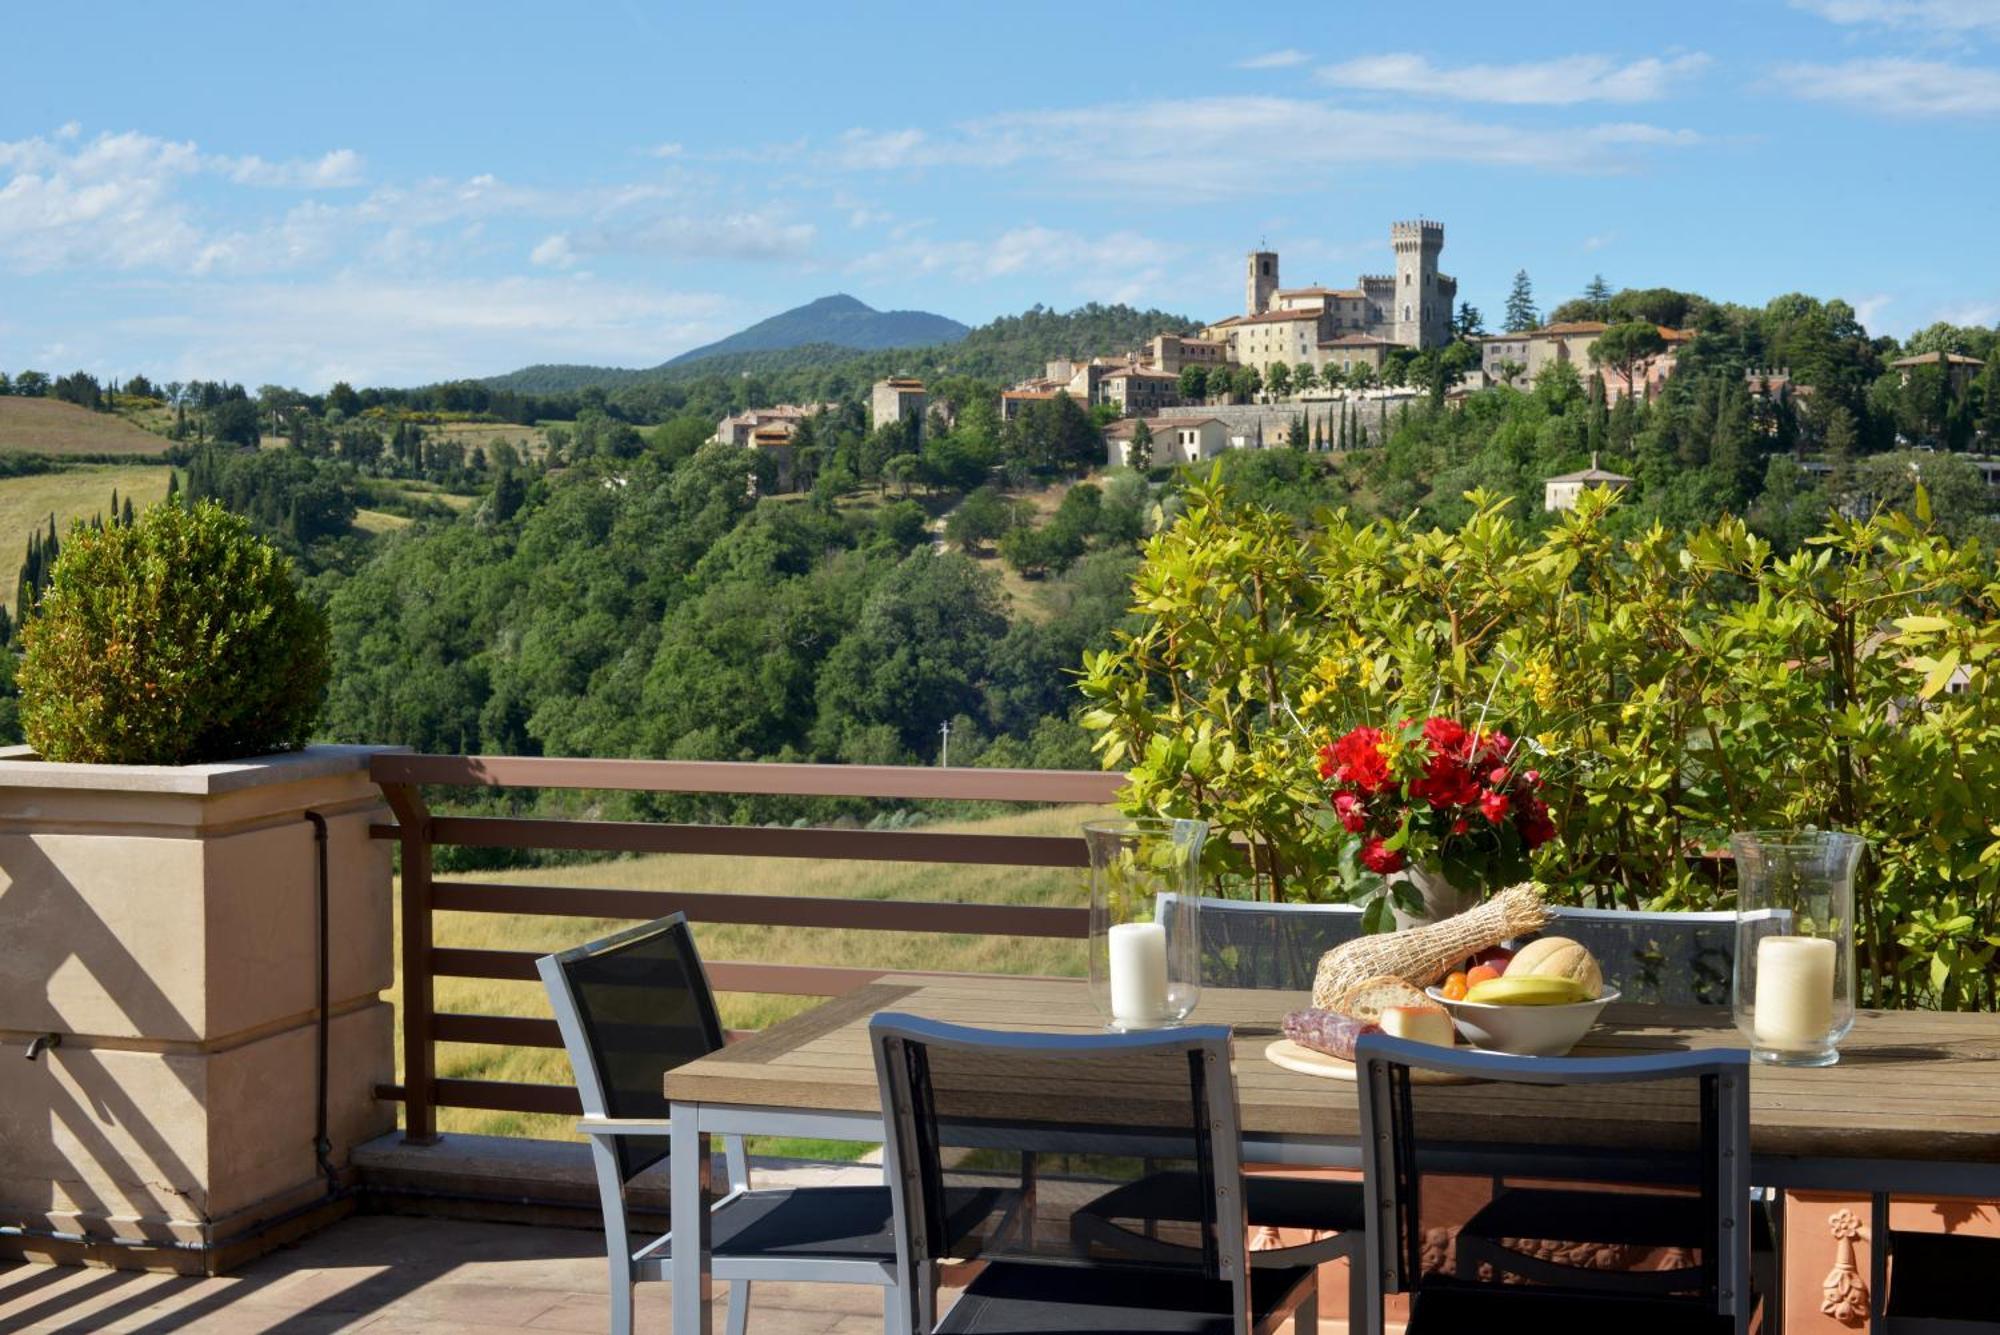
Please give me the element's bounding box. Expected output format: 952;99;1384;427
870;1013;1319;1334
1535;905;1755;1006
1158;892;1367;991
539;916;1004;1335
1355;1032;1754;1334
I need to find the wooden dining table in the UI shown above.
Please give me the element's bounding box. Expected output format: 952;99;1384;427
663;973;2000;1334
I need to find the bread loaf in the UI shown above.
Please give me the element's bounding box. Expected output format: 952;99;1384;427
1311;884;1551;1008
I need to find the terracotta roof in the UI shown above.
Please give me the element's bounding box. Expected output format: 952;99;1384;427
1275;287;1362;299
1108;416;1220;438
1538;321;1610;336
1546;466;1633;484
1206;315;1245;328
1891;350;1986;368
1233;310;1323;326
878;377;926;389
1104;366;1177;380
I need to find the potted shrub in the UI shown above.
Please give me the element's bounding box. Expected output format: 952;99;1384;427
0;500;395;1272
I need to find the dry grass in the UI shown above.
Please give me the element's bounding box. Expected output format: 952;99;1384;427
0;466;174;612
0;399;172;456
353;508;413;534
391;803;1106;1144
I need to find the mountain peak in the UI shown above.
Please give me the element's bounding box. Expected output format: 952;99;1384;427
660;295;967;368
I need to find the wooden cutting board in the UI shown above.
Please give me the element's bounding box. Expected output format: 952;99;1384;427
1263;1038;1478;1085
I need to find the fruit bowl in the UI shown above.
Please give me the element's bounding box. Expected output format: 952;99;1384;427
1424;986;1621;1057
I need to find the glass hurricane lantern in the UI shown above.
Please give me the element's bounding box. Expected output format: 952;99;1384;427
1731;829;1866;1067
1084;818;1207;1031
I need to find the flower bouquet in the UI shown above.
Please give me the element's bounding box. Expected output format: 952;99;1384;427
1320;716;1557;929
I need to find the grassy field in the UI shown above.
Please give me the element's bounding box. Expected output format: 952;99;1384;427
393;803;1105;1147
0;466;175;611
0;398;172;456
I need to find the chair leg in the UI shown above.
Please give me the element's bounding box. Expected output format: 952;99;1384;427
1346;1250;1370;1335
608;1266;634;1335
1292;1281;1318;1334
727;1279;750;1335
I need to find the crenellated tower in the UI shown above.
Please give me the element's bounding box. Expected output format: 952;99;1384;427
1390;219;1451;349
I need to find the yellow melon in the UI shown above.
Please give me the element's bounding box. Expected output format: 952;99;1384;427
1505;936;1604;998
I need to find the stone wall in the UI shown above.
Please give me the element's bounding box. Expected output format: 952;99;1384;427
1155;393;1422;449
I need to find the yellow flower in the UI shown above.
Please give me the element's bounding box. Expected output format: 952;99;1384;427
1520;656;1560;712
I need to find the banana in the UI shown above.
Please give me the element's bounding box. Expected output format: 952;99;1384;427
1463;975;1590;1006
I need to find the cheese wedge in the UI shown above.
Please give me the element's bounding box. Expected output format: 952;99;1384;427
1379;1002;1454;1048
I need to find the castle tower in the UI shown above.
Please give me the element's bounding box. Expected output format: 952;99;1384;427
1390;220;1446;348
1246;249;1278;316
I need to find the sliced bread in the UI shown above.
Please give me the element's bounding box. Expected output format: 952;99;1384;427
1331;974;1430;1024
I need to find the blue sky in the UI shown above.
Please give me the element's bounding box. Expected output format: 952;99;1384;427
4;0;1999;391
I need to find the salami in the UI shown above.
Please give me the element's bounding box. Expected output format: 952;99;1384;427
1282;1008;1378;1062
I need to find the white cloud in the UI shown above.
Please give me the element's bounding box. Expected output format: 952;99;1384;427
1774;57;2000;114
561;210;815;262
1790;0;2000;35
1852;293;1896;331
1318;52;1710;104
850;224;1184;304
1236;49;1311;70
830;97;1698;198
648;142;684;158
529;233;577;268
114;276;731;389
217;148;365;188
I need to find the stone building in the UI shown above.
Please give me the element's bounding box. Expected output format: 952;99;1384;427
1211;219;1457;379
1147;333;1229;376
1544;454;1634;512
1891;350;1985;392
869;378;928;441
1478;323;1694;401
1100;365;1181;416
712;402;836;447
1105;416;1229;469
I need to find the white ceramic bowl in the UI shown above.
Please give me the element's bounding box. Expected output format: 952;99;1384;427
1424;986;1621;1057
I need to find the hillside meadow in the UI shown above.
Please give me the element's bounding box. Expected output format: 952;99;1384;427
0;465;174;612
0;398;172;455
391;802;1107;1149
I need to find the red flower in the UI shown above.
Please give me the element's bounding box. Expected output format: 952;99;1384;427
1523;769;1542;789
1421;716;1468;755
1480;790;1513;824
1316;743;1338;780
1413;751;1481;809
1518;797;1557;849
1450;817;1470;836
1359;836;1406;875
1332;791;1369;833
1328;727;1391;794
1488;765;1511;788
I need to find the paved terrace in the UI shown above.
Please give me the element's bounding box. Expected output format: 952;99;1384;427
0;1214;1342;1334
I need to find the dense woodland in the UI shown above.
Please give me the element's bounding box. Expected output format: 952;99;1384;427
0;287;1997;810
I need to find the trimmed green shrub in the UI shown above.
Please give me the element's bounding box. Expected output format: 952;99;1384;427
19;499;330;764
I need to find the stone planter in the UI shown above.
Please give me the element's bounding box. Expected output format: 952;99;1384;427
0;744;398;1272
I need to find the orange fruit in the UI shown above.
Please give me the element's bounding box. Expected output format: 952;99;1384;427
1465;964;1504;988
1440;971;1469;1001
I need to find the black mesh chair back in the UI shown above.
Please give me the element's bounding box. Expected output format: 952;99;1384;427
1536;907;1780;1006
1356;1034;1752;1331
536;914;725;1182
870;1014;1252;1330
1157;893;1366;990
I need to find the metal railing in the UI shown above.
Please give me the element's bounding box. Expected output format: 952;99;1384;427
369;753;1123;1142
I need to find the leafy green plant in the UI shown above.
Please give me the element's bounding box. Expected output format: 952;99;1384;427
19;499;331;764
1081;470;2000;1009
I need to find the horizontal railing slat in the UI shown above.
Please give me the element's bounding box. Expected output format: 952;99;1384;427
371;753;1125;803
428;947;1068;998
430;881;1090;937
425;817;1090;866
432;1012;563;1048
435;1078;582;1116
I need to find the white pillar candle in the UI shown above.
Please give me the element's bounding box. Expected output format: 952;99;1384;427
1108;921;1170;1025
1754;935;1836;1050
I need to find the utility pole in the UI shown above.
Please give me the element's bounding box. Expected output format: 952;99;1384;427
939;720;951;767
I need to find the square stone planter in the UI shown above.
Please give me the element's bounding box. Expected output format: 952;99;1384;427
0;744;399;1273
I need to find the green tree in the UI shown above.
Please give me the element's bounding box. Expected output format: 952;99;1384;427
1178;365;1209;405
1266;362;1292;400
945;485;1010;552
1581;273;1613;318
1126;419;1154;471
1292;362;1318;396
1452;302;1486;339
1504;270;1539;333
1589;321;1668;401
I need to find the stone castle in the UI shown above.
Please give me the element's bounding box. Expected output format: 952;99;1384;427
1210;220;1457;380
